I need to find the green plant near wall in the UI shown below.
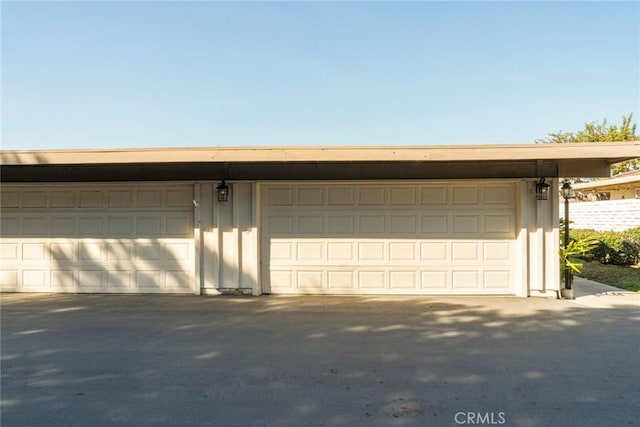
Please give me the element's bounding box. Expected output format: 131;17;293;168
559;238;599;275
570;227;640;266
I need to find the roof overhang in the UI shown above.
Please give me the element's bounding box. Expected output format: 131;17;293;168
1;142;638;182
573;170;640;191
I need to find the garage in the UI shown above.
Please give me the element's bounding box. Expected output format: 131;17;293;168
0;184;195;293
2;143;637;297
262;182;517;295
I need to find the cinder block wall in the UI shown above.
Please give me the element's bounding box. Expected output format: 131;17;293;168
561;199;640;232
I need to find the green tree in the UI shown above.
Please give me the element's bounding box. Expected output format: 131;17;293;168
536;114;639;175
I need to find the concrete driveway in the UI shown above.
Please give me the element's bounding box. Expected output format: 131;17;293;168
1;290;638;427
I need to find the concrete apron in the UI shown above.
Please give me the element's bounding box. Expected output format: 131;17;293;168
570;277;640;309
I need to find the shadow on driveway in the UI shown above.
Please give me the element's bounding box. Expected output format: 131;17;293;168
1;293;638;426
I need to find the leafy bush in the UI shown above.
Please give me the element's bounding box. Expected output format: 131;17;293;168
568;227;640;266
559;238;599;274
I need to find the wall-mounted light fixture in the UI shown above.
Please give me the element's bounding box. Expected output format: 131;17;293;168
217;180;229;202
535;178;550;201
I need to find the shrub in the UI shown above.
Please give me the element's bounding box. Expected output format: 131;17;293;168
568;227;640;266
559;238;599;274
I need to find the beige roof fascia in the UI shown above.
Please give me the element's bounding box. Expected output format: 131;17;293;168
1;142;639;166
573;170;640;191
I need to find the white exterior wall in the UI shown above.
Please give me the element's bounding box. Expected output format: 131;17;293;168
520;179;560;297
562;199;640;232
196;182;260;295
1;179;561;297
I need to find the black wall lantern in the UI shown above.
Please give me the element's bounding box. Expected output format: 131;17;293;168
535;178;550;201
217;180;229;202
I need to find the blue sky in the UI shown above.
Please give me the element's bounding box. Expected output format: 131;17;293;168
2;1;639;149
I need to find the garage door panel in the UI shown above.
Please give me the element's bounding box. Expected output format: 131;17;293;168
484;271;511;289
420;187;448;205
1;217;20;236
165;270;192;290
23;192;48;208
483;213;514;235
389;242;417;261
359;187;386;205
452;242;479;261
389;187;416;205
296;187;325;205
359;215;386;233
483;186;513;205
107;270;133;290
327;242;353;261
421;214;448;233
136;270;163;289
266;188;294;206
389;271;417;289
421;271;449;289
389;215;416;233
328;271;354;289
452;214;479;233
165;216;192;236
0;243;19;260
1;192;20;208
452;186;479;205
328;215;354;233
452;271;480;289
263;182;516;295
136;216;162;235
23;243;47;261
22;270;46;289
0;270;19;290
358;242;386;261
79;217;104;235
297;270;324;291
51;270;77;290
299;216;324;234
23;217;48;235
107;217;133;235
135;243;163;261
327;187;354;205
106;243;133;261
51;191;75;208
269;270;293;290
80;191;103;208
136;190;162;207
1;185;195;293
51;217;76;235
483;242;512;261
78;270;105;289
296;242;322;262
421;242;448;261
107;191;133;207
358;271;385;289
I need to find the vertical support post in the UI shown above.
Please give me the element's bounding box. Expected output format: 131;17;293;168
564;196;572;290
193;183;202;295
252;183;262;296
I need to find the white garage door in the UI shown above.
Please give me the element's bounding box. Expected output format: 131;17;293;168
262;182;517;295
0;184;195;293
